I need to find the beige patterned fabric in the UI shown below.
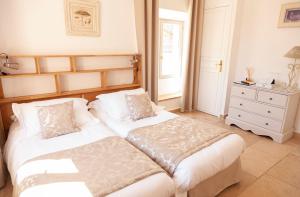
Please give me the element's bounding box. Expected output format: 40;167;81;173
125;93;156;121
127;117;233;175
37;101;79;139
14;137;164;197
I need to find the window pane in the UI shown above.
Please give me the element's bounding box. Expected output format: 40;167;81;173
160;21;183;78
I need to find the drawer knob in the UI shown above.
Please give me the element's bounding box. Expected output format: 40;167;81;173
269;97;273;101
240;103;243;106
241;92;245;95
265;123;269;126
267;110;271;114
238;114;241;117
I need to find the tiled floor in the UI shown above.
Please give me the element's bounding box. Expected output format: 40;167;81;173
1;111;300;197
180;111;300;197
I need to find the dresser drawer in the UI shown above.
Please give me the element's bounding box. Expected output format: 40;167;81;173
231;86;256;100
257;91;287;107
230;97;285;120
229;108;282;133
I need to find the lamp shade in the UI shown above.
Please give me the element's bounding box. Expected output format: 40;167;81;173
285;46;300;59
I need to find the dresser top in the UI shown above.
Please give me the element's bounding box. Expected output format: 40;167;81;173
233;83;300;96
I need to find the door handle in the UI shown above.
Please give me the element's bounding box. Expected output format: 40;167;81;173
216;60;223;72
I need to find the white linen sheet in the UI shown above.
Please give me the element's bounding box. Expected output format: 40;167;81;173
4;121;174;197
96;110;246;191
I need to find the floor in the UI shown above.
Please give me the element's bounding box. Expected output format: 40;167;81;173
180;111;300;197
0;111;300;197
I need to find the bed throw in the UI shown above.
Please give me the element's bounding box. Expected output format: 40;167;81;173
127;117;233;175
14;136;164;197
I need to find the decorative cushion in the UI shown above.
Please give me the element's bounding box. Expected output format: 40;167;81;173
37;101;79;139
125;93;156;121
12;98;97;137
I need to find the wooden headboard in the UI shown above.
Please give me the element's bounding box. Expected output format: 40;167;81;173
0;53;142;140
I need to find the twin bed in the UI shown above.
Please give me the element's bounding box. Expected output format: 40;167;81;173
4;98;174;197
3;88;245;197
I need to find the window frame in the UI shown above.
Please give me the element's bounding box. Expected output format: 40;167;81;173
158;19;184;79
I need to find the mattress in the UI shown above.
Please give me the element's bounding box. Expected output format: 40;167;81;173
96;110;246;191
4;121;174;197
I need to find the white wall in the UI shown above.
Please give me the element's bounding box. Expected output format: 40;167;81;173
159;0;189;12
0;0;138;96
0;0;137;54
231;0;300;133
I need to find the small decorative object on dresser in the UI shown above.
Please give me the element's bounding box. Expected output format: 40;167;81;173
226;83;300;143
0;148;5;188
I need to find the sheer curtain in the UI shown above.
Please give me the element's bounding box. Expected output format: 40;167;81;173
181;0;204;112
144;0;159;103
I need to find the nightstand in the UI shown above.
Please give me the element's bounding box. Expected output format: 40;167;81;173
0;148;5;188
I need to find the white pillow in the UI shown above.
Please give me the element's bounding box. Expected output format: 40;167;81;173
12;98;98;137
89;96;165;121
95;88;145;120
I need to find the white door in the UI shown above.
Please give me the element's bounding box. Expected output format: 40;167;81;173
197;0;235;116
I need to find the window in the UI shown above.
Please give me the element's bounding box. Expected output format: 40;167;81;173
159;19;184;79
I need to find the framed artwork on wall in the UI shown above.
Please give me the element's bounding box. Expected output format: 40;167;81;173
278;2;300;28
64;0;100;36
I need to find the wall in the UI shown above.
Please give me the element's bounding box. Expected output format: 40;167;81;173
133;0;146;87
0;0;138;96
0;0;138;54
231;0;300;133
159;0;190;12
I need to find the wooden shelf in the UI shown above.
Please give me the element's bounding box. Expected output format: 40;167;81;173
0;67;134;78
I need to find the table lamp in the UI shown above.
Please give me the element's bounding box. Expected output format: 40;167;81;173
284;46;300;89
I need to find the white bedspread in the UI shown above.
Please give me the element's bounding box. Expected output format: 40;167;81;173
97;110;246;191
4;121;174;197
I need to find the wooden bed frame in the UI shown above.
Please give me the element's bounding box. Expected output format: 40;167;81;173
0;53;142;139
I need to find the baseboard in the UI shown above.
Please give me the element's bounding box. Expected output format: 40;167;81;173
294;132;300;138
294;130;300;134
169;108;180;113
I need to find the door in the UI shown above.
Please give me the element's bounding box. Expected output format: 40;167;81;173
197;0;235;116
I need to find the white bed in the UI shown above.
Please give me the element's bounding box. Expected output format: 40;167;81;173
92;108;245;193
4;121;175;197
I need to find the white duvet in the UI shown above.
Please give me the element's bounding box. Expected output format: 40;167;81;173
4;121;174;197
95;110;246;192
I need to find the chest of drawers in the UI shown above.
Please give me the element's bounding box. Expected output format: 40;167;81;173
225;84;300;143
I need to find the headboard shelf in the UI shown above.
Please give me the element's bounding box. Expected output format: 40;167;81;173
0;53;142;139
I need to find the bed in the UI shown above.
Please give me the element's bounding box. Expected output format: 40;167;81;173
89;89;246;197
3;98;175;197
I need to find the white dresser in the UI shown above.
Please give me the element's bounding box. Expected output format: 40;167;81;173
226;83;300;143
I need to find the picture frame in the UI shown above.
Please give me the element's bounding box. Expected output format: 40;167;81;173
64;0;100;36
278;2;300;28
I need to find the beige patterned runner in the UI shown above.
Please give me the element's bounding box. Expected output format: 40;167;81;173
15;136;164;197
127;117;233;175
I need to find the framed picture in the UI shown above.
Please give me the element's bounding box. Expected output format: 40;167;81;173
278;2;300;28
64;0;100;36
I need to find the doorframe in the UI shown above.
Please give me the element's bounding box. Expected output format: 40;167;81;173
203;0;239;117
218;0;239;117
